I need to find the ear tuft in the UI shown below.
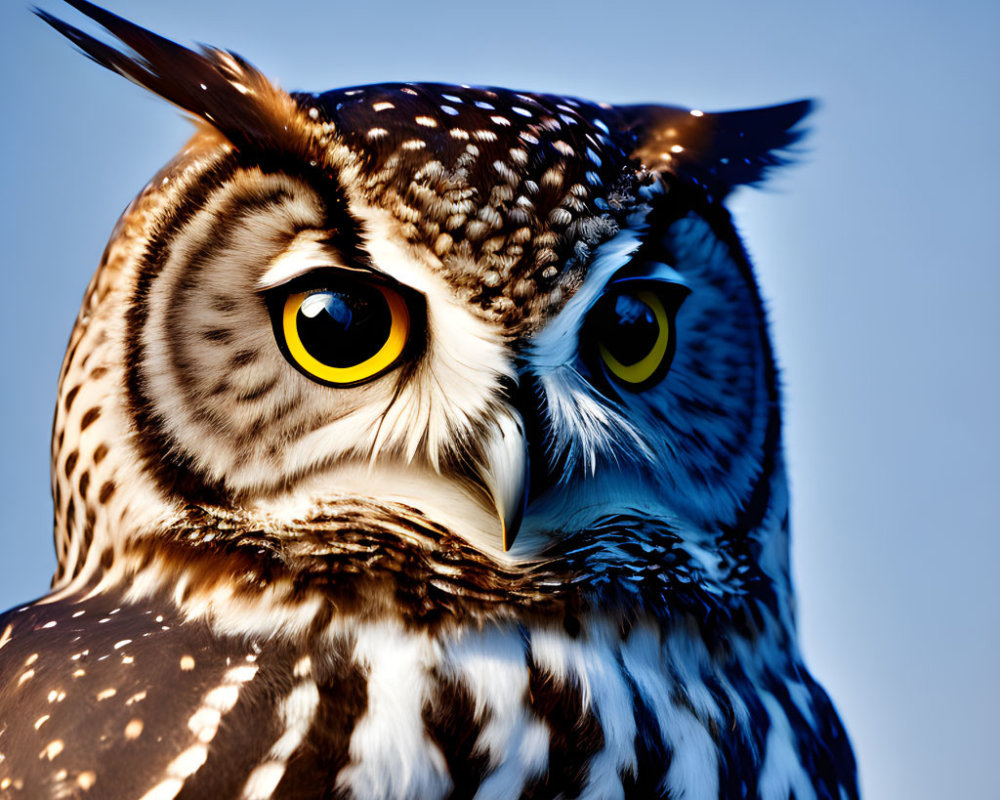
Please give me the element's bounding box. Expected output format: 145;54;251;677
618;100;814;198
36;0;319;160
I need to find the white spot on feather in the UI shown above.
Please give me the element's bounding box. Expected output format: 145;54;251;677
240;762;286;799
139;779;184;800
170;745;208;777
126;690;147;706
40;740;64;761
188;707;222;744
240;656;320;799
125;719;144;740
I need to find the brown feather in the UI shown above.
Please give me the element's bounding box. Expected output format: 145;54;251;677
36;0;324;161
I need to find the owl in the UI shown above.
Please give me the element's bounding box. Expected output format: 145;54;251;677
0;1;858;799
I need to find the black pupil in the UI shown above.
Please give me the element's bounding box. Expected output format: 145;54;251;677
296;281;391;367
598;292;659;366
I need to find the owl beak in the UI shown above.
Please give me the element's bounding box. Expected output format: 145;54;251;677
478;411;529;552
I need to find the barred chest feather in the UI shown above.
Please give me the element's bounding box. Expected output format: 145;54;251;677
0;589;855;800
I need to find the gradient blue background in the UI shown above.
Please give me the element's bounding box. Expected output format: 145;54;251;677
2;1;997;797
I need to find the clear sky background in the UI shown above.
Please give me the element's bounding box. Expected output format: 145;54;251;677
1;1;997;797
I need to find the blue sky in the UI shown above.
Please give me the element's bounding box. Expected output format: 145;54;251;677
1;1;997;797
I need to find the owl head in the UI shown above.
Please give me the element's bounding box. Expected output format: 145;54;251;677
42;1;810;634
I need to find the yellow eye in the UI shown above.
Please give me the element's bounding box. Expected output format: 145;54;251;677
592;286;678;390
275;277;411;387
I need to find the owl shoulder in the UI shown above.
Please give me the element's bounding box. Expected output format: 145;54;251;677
0;590;294;797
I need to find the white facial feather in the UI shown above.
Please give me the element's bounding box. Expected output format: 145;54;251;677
348;202;516;469
133;171;520;518
139;169;329;489
527;219;656;476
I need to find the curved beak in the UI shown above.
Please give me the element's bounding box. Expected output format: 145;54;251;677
476;410;529;552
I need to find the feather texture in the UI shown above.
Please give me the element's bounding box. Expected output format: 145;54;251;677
1;4;857;798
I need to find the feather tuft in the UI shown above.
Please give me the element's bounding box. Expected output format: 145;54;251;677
618;99;814;197
36;0;322;160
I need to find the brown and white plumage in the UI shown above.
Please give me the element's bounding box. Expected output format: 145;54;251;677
0;2;858;798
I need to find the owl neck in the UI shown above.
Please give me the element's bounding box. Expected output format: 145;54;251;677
49;482;796;661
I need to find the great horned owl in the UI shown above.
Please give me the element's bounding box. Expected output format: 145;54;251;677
0;2;858;799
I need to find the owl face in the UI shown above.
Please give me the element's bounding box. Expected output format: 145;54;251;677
43;3;807;625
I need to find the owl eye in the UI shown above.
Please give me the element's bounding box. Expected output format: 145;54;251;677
270;275;411;387
589;284;684;391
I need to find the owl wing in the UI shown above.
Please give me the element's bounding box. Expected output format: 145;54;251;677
0;590;361;798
